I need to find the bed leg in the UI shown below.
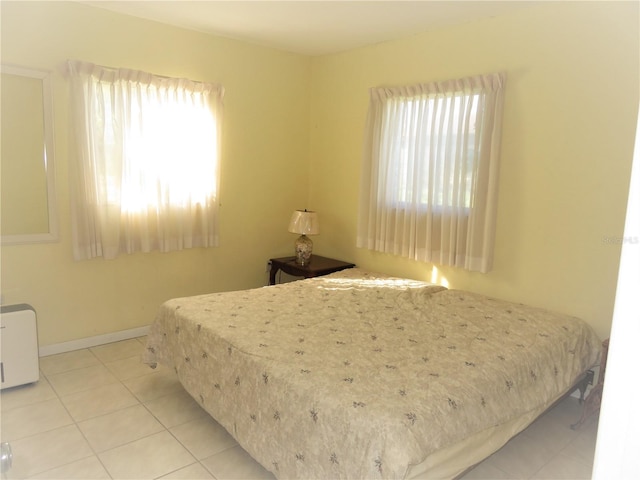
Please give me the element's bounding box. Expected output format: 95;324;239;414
571;339;609;430
576;370;594;404
571;382;603;430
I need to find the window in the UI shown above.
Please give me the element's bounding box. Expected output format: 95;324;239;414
67;61;224;260
387;94;479;209
357;73;505;273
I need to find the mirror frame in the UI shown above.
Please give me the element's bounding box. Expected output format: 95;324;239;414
1;65;59;245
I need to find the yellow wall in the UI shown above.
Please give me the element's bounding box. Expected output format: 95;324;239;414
309;1;639;340
1;1;637;347
0;2;311;346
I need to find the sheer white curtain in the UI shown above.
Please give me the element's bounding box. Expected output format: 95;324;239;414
357;73;505;273
67;60;223;260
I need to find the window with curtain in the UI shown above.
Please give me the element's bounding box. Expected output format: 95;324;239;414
67;60;224;260
357;72;505;273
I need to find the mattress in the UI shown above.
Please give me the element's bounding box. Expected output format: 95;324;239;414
143;268;601;479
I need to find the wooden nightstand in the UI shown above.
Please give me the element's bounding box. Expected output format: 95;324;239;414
269;255;355;285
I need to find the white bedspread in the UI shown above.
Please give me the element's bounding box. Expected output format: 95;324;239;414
143;268;601;479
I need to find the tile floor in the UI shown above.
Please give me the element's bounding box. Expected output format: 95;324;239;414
0;337;599;479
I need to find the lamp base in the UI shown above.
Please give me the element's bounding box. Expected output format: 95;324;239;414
294;235;313;266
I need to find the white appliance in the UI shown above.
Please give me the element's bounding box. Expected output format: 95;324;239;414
0;304;39;389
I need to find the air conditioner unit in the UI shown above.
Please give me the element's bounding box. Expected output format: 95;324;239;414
0;304;39;389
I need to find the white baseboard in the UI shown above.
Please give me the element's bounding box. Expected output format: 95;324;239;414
39;326;149;357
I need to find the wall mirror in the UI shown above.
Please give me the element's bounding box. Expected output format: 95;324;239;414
1;65;58;245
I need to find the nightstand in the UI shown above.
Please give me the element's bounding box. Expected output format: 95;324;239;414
269;255;355;285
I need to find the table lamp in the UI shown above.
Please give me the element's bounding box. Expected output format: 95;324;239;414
288;209;319;266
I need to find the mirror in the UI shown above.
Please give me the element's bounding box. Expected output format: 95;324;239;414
1;65;58;244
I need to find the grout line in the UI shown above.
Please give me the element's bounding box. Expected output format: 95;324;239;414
99;343;213;478
41;344;191;479
18;369;109;479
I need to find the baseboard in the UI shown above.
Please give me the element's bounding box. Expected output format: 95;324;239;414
38;326;150;357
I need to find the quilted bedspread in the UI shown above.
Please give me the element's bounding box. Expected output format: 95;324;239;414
143;268;601;479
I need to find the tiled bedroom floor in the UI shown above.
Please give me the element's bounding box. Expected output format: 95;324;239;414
0;337;599;480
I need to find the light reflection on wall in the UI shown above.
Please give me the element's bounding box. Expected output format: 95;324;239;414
430;266;449;288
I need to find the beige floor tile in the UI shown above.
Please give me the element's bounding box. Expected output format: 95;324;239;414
98;430;195;479
202;445;276;480
28;455;111;479
170;415;238;460
531;452;593;479
0;377;57;412
39;349;101;376
459;460;514;479
520;409;581;453
105;355;156;381
159;462;215;479
144;389;210;428
123;366;183;402
78;404;164;452
6;424;93;479
90;338;145;363
546;395;584;421
561;420;599;466
46;364;119;396
60;382;139;422
1;397;73;441
484;430;557;479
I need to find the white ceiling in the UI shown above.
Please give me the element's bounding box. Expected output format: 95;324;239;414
84;1;537;56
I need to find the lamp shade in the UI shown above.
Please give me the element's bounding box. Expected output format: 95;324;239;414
288;210;319;235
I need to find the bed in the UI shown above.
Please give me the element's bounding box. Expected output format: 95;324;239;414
143;268;601;479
